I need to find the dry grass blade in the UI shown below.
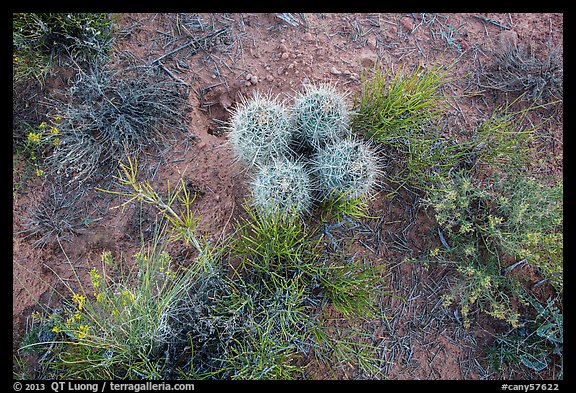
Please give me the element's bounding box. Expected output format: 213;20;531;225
479;40;563;103
17;184;87;248
45;57;192;185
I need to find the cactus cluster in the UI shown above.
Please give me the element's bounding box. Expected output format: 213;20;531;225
291;83;351;150
251;157;313;215
227;84;380;216
310;138;380;201
227;91;292;166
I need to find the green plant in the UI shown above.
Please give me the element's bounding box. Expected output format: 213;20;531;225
96;156;203;252
47;60;191;184
291;83;352;151
227;91;293;167
319;190;375;223
39;239;219;379
13;13;113;83
310;138;381;202
466;97;547;172
13;116;63;187
353;62;450;142
351;62;474;194
486;291;563;379
219;204;387;378
250;156;313;216
426;169;563;328
229;203;319;273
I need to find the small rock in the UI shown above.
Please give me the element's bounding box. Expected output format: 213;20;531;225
279;43;288;53
218;93;232;109
197;141;207;149
360;50;377;68
266;74;274;82
367;35;377;50
304;32;314;42
249;75;258;85
244;80;252;87
276;66;285;76
245;73;253;81
214;194;220;202
330;66;342;75
497;30;519;51
400;16;413;33
281;52;290;60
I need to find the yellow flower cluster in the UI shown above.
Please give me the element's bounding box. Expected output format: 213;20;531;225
77;325;90;339
27;132;41;143
72;293;86;310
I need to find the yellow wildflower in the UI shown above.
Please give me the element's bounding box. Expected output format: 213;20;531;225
101;250;113;264
430;248;440;257
72;293;86;310
50;127;59;135
39;121;47;129
35;168;44;177
77;325;89;339
27;132;41;143
51;326;61;333
507;312;520;328
459;222;474;235
441;294;453;307
89;268;102;288
54;115;62;121
463;244;475;256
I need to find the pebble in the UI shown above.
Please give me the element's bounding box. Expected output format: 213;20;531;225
497;30;519;51
281;52;290;59
266;74;274;82
249;74;258;85
330;67;342;75
400;16;413;33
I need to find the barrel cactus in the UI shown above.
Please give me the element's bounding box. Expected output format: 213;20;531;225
291;83;352;151
227;92;292;167
310;138;380;201
250;157;313;215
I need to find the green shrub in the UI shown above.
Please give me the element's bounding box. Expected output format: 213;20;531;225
220;204;387;378
13;13;113;83
22;240;217;379
486;291;563;379
351;62;469;194
426;170;563;328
